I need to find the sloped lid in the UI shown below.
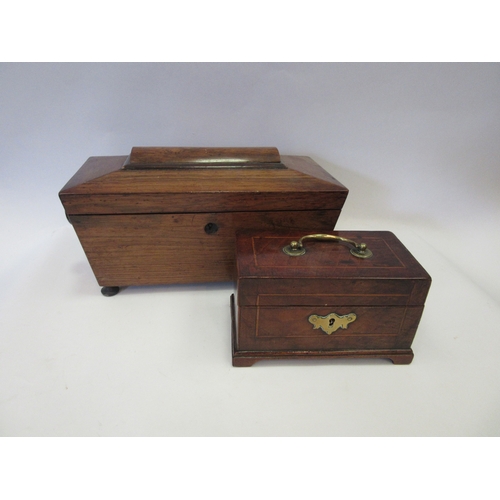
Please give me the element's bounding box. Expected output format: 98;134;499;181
59;147;348;215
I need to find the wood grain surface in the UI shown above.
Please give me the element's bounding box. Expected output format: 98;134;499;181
70;210;342;286
124;146;281;168
59;155;348;214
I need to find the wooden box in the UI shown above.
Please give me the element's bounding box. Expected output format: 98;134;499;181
232;230;431;366
59;147;348;295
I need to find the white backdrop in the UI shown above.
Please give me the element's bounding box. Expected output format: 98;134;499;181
1;63;499;438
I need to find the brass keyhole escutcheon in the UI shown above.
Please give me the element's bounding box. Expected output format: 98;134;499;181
308;312;357;335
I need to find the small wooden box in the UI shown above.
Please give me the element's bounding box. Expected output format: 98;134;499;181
59;147;348;295
232;231;431;366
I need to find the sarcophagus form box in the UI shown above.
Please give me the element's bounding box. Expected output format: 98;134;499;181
59;147;348;295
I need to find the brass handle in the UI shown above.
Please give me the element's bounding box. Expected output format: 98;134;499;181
283;233;373;259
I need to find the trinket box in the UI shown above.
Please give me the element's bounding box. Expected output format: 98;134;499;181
232;230;431;366
59;147;348;295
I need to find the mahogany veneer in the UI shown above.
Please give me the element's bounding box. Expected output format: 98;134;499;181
232;231;431;366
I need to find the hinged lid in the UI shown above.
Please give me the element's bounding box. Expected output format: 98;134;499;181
59;147;348;215
236;231;431;307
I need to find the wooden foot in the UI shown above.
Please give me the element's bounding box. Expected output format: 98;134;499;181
232;357;259;367
388;351;414;364
101;286;120;297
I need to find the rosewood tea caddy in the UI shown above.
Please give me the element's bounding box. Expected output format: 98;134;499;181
59;147;348;296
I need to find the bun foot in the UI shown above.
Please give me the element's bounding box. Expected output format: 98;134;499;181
101;286;120;297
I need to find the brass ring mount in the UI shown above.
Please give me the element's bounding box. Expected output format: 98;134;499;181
282;233;373;259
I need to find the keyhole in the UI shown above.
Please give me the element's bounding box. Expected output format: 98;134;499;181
204;222;218;234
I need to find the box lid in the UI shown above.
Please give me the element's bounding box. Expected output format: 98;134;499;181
236;231;431;307
59;147;348;215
